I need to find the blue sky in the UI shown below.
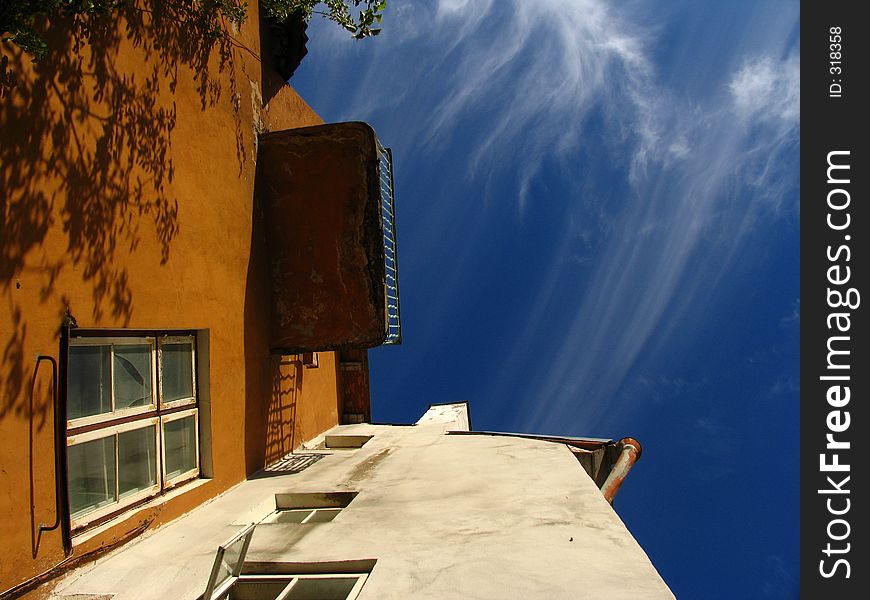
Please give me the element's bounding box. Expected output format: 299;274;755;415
293;1;800;597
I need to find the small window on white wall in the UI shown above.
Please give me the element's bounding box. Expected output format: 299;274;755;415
203;525;371;600
261;507;343;524
324;435;372;449
263;491;358;525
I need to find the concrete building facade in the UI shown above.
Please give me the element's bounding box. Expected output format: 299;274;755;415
3;5;671;599
2;4;393;594
45;403;674;599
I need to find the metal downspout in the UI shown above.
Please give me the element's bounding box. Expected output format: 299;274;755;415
600;437;642;504
58;324;73;555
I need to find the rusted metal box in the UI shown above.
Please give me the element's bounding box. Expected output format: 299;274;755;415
257;122;391;352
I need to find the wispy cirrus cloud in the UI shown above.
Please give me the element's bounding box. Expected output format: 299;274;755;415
729;55;800;125
475;14;801;434
425;0;658;212
295;4;800;595
296;0;800;435
518;44;800;433
308;0;659;213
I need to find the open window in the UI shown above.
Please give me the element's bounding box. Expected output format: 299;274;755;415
66;333;201;529
261;491;358;525
203;525;369;600
261;507;342;525
323;435;372;449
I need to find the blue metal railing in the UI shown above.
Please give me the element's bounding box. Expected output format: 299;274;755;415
377;141;402;345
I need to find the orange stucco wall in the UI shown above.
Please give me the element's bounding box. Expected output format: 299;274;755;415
0;4;344;593
265;352;341;464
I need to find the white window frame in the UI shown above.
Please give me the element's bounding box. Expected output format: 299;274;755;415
67;337;158;429
158;335;198;410
204;525;370;600
66;333;200;530
161;407;201;488
261;507;343;524
213;574;369;600
67;416;161;529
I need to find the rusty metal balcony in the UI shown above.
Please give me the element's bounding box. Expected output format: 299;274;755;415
256;122;401;353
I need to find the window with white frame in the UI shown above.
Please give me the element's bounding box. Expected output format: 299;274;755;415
203;525;371;600
263;491;358;525
261;507;343;524
66;334;200;528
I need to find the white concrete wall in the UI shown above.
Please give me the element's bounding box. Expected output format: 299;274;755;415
250;406;673;599
51;404;673;599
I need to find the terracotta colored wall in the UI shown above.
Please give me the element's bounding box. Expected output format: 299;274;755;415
0;4;342;593
265;352;341;464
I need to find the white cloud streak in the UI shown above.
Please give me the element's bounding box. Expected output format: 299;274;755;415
519;45;800;433
298;0;800;435
730;55;800;125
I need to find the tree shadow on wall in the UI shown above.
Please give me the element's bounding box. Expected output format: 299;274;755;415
1;3;249;423
265;354;303;465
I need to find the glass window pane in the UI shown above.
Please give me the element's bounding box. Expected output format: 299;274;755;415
216;550;235;591
68;436;116;518
162;343;194;403
164;415;197;479
114;344;153;410
228;581;292;600
68;345;111;419
118;425;157;499
304;508;342;523
215;530;252;593
285;577;358;600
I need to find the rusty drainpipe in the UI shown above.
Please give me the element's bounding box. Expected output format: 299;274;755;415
600;437;642;504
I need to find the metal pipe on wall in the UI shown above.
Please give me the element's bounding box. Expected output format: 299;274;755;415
600;437;643;504
58;324;72;555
